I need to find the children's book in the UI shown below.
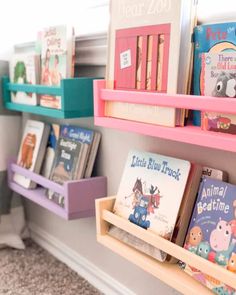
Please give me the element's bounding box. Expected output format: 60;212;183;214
202;166;228;182
201;52;236;134
41;124;60;179
183;177;236;294
105;0;197;127
192;22;236;126
113;150;191;262
9;53;40;105
13;120;50;189
46;125;91;207
39;25;75;109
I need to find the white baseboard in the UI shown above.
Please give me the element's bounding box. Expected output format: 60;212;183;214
28;222;135;295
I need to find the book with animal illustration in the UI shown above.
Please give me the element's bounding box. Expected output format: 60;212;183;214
112;150;191;262
40;25;75;109
13;120;50;189
182;177;236;294
201;52;236;134
192;22;236;126
9;53;40;105
46;126;90;207
105;0;197;127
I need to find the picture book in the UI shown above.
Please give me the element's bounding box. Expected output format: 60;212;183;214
40;25;75;109
9;53;40;105
46;125;91;207
105;0;197;127
113;150;191;262
183;177;236;294
192;22;236;126
41;124;60;179
202;166;228;182
47;137;85;207
201;52;236;134
166;163;202;263
13;120;50;189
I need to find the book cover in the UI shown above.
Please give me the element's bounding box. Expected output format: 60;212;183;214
47;136;84;207
105;0;197;127
192;22;236;126
113;150;191;261
41;124;60;179
201;52;236;134
183;177;236;294
13;120;50;189
202;166;228;182
40;25;75;109
46;125;92;207
9;53;40;105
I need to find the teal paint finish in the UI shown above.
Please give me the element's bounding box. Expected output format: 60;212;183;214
2;76;99;119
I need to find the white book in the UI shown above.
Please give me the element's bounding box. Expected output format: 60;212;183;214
13;120;50;189
9;53;40;105
113;149;191;261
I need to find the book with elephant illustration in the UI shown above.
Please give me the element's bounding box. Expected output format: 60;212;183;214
13;120;50;189
182;177;236;294
112;150;191;261
201;52;236;135
9;53;40;105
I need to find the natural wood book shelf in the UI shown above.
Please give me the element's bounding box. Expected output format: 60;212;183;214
96;196;236;295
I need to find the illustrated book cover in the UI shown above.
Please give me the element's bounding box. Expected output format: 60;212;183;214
9;53;40;105
183;177;236;294
46;125;91;207
40;25;75;109
201;52;236;134
105;0;197;127
13;120;50;189
192;22;236;126
112;150;191;262
41;124;60;179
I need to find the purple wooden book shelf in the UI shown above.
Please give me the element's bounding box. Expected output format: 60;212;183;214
8;159;107;220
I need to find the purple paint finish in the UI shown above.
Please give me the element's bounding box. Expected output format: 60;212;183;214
8;159;107;220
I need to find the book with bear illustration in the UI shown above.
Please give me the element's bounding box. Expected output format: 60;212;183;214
201;52;236;135
112;150;191;262
13;120;50;189
183;177;236;294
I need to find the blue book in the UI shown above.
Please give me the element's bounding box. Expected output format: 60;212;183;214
183;177;236;294
192;22;236;126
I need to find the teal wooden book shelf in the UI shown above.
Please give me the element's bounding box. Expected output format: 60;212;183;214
2;76;98;119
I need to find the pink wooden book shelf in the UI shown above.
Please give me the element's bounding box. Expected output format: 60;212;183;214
8;159;107;220
94;79;236;153
96;196;236;295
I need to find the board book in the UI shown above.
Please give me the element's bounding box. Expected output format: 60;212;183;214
39;25;75;109
112;150;191;262
192;22;236;126
13;120;50;189
9;53;40;105
201;52;236;134
183;177;236;294
105;0;197;127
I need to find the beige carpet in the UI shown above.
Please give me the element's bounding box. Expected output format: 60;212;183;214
0;239;102;295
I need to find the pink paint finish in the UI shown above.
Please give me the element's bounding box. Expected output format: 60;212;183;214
93;80;236;153
8;159;107;220
114;24;171;92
